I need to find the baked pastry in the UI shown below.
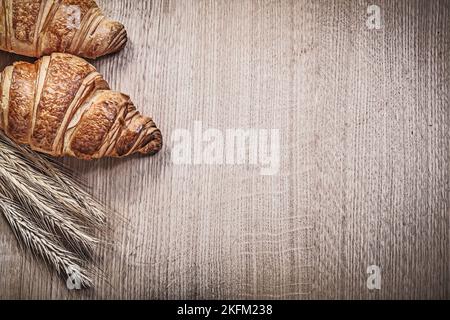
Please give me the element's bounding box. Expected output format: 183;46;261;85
0;53;162;159
0;0;127;58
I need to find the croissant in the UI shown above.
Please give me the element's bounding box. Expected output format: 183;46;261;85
0;0;126;59
0;53;162;159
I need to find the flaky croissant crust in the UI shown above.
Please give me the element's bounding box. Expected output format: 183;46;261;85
0;53;162;159
0;0;127;59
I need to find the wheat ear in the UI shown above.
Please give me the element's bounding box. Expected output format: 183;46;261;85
0;132;106;226
0;196;93;288
0;131;111;287
0;170;98;257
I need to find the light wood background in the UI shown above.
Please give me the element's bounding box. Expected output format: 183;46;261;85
0;0;449;300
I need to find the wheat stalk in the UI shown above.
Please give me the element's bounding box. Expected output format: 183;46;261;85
0;133;106;226
0;196;93;288
0;131;110;288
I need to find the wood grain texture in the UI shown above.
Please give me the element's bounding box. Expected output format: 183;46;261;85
0;0;449;299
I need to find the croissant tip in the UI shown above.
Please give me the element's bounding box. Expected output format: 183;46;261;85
107;25;128;56
138;129;163;156
82;21;128;59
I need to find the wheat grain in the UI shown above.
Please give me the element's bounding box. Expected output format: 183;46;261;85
0;133;106;226
0;196;93;288
0;131;110;288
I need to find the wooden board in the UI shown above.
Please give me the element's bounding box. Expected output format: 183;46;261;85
0;0;449;299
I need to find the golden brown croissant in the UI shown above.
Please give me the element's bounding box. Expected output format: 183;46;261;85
0;0;127;59
0;53;162;159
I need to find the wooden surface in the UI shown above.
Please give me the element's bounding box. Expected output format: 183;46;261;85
0;0;449;299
